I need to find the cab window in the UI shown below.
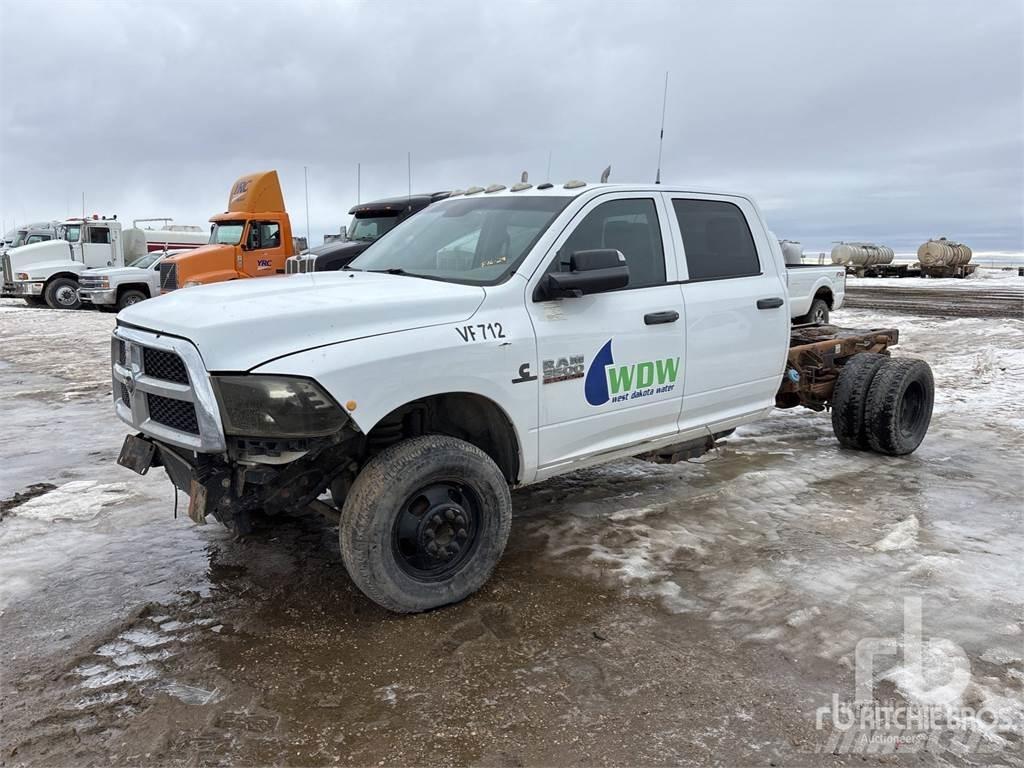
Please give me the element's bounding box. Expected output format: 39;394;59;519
26;234;51;244
87;227;111;245
550;198;666;289
247;221;281;250
672;199;760;281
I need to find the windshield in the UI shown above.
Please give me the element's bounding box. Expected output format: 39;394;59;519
10;230;28;248
127;251;163;269
209;221;245;245
347;214;399;242
348;196;571;285
60;224;81;243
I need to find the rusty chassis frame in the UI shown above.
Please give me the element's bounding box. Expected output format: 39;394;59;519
776;325;899;411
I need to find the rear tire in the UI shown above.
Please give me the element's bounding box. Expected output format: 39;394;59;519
864;358;934;456
339;435;512;613
44;277;81;310
116;289;147;311
801;297;829;325
831;352;888;450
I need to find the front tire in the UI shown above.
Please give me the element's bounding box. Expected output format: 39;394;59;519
339;435;512;613
116;289;147;311
864;358;934;456
44;277;81;310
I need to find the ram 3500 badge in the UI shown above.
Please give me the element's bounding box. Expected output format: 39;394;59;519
111;183;934;613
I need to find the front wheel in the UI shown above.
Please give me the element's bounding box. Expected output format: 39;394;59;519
339;435;512;613
116;289;147;311
44;277;81;310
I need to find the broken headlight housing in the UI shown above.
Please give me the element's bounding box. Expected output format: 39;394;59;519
211;375;347;438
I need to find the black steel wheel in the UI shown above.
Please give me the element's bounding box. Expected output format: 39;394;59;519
339;435;512;613
392;482;482;581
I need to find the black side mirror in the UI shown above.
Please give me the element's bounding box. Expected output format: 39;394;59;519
534;248;629;300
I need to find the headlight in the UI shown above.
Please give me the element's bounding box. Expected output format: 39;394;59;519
16;272;29;280
96;277;110;288
211;375;347;438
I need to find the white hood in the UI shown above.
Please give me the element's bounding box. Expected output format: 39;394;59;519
117;271;487;371
5;240;77;276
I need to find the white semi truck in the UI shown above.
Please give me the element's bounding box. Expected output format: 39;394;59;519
110;182;934;613
2;216;206;309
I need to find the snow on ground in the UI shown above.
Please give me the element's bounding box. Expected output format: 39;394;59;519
0;297;1021;763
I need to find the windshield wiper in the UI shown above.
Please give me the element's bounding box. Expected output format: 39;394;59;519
369;267;412;276
341;265;362;271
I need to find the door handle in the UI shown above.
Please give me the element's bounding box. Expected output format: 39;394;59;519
756;297;784;310
644;310;679;325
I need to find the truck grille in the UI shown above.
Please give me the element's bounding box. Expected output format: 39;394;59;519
159;262;178;291
111;329;226;453
147;394;200;434
79;274;105;289
143;347;189;384
286;256;316;274
2;254;11;284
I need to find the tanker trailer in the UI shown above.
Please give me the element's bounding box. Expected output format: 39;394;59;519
779;240;803;265
831;242;896;277
917;237;975;278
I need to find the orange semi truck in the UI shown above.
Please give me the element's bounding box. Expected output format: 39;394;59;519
159;171;295;292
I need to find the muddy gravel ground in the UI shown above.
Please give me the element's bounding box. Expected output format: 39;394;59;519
1;294;1022;767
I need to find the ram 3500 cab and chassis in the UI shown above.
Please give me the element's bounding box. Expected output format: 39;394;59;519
111;183;934;613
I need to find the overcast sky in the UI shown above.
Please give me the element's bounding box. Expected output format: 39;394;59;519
1;0;1021;254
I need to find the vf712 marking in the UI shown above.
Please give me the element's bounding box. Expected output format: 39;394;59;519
456;322;507;342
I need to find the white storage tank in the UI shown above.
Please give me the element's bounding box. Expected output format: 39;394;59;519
779;240;803;265
917;237;972;268
830;242;895;267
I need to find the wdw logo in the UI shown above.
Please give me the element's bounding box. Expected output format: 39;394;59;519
584;339;680;406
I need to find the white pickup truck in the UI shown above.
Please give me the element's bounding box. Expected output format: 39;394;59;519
111;182;933;613
780;253;845;324
78;249;189;311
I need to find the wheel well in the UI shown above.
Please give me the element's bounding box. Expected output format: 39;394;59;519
365;393;521;484
44;272;79;288
814;287;834;308
117;283;151;298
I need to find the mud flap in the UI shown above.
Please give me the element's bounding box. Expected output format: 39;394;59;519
117;434;157;475
188;479;209;525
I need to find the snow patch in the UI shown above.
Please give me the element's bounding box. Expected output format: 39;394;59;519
13;481;132;522
873;516;919;551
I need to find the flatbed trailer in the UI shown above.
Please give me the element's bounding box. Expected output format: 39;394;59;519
846;263;977;279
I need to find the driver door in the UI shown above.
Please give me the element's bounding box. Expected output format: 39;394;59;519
526;193;685;473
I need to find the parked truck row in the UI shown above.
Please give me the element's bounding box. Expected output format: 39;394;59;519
111;181;934;614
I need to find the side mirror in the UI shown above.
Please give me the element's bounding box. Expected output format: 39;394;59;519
534;249;629;300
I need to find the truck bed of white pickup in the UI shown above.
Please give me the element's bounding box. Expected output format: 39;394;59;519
786;264;846;323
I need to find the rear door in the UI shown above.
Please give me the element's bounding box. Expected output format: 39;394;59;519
663;195;789;430
527;193;685;471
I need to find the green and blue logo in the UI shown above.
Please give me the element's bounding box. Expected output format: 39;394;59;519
584;339;680;406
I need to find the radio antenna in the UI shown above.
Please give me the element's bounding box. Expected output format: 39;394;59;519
655;71;669;184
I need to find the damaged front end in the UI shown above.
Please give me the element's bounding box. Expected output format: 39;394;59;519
111;324;360;532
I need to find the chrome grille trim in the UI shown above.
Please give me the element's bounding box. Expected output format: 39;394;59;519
159;262;178;291
2;254;12;284
111;326;226;452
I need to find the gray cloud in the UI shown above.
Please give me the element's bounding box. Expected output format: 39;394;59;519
1;0;1021;253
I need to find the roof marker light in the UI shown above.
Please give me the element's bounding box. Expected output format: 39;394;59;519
536;182;554;190
464;186;484;195
485;184;506;193
564;180;586;189
511;182;533;192
449;189;465;197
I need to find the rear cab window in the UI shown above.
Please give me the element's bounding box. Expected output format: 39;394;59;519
671;199;760;281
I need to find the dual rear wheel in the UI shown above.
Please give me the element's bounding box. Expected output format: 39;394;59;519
831;354;934;455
